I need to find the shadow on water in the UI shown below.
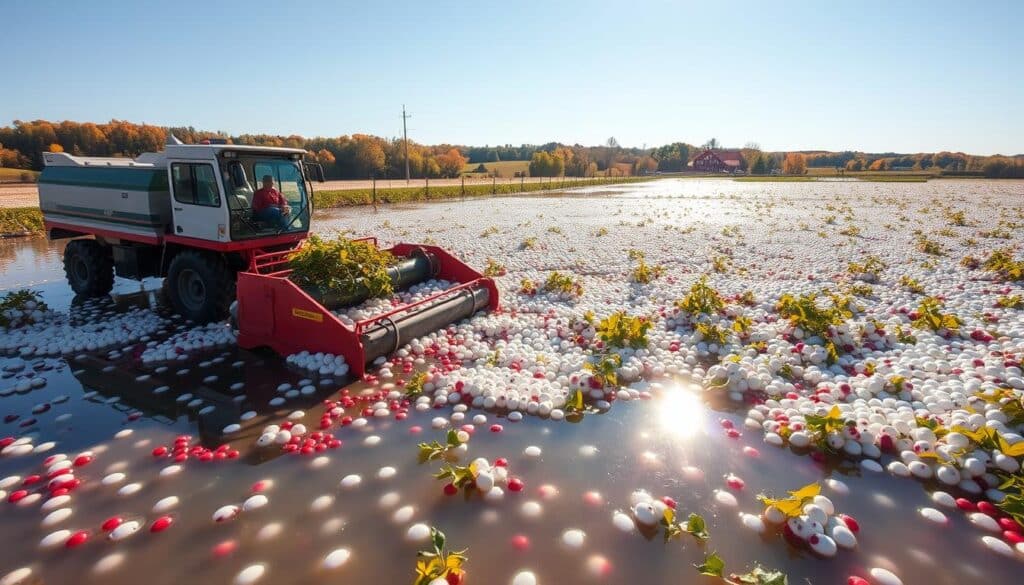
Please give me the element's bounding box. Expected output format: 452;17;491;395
61;291;358;465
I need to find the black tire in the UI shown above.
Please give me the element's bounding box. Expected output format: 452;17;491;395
63;239;114;297
165;250;236;323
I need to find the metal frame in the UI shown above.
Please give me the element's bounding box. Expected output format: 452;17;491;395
235;239;499;378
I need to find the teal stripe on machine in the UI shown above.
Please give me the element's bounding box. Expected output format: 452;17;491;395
39;166;169;192
45;210;165;228
52;204;163;224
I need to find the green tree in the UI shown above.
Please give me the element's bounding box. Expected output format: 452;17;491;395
751;155;767;175
529;151;553;177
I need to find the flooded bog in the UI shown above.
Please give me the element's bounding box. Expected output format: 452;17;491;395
2;179;1024;585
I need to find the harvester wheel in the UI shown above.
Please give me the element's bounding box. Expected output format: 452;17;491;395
165;250;236;324
63;239;114;297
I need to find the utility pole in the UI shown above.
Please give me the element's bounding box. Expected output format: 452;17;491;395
402;105;412;183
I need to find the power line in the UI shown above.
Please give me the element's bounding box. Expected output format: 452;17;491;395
402;105;412;182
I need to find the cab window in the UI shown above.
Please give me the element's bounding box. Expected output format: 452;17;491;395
172;163;221;207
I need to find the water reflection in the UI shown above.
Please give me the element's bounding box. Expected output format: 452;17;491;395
69;346;349;464
3;182;1024;585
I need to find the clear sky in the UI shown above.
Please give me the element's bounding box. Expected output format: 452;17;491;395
3;0;1021;154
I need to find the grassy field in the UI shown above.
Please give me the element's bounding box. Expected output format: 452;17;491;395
313;176;654;208
0;168;39;183
461;160;531;177
0;207;44;235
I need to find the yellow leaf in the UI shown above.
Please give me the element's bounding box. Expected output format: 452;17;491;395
951;425;981;442
568;390;584;411
663;507;676;525
416;557;442;578
774;498;805;517
788;481;821;501
999;435;1024;458
445;555;464;573
759;489;817;517
827;405;841;419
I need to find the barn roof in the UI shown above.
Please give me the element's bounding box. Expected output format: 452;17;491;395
696;149;743;167
715;149;743;163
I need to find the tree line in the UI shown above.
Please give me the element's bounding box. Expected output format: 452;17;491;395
1;120;1021;180
0;120;470;180
802;150;1024;178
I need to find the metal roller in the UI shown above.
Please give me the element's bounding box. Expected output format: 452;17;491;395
360;285;490;365
307;248;439;309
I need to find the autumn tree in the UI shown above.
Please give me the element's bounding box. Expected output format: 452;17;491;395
434;148;467;178
783;153;806;175
315;148;336;166
635;156;657;175
0;144;27;168
352;135;386;177
740;143;763;172
529;151;554;177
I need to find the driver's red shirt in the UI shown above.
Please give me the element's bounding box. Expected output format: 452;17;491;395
252;187;285;212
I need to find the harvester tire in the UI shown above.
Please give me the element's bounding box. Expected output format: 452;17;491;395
165;250;236;324
63;239;114;297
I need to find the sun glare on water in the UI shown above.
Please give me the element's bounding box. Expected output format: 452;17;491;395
657;385;707;440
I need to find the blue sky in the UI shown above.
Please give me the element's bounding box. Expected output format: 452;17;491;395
3;0;1021;154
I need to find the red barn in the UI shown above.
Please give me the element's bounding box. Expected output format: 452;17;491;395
692;149;744;173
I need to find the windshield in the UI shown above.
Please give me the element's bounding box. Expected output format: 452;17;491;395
220;155;311;239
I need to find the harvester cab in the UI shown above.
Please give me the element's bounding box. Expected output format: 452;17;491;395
38;137;499;377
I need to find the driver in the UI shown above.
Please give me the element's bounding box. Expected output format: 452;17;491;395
252;175;291;228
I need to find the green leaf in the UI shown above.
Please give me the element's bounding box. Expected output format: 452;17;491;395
417;442;441;464
685;513;709;541
733;565;789;585
660;507;684;541
996;493;1024;531
445;429;462;447
431;527;446;554
695;551;725;577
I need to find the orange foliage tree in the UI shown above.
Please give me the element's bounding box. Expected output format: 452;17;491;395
783;153;807;175
434;148;467;178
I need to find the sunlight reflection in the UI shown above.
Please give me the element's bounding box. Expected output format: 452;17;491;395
657;385;706;440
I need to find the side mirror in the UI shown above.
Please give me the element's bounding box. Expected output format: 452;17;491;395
305;162;326;183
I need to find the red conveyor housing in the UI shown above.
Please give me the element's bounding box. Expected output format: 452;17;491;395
235;238;500;378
